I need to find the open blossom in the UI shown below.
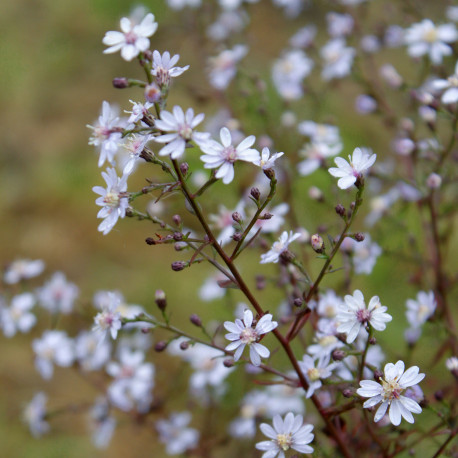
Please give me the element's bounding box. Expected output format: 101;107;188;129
260;231;301;264
156;412;200;455
406;290;436;328
297;142;342;176
328;147;376;189
431;61;458;104
256;412;314;457
93;168;129;235
102;13;158;61
254;147;284;170
200;127;259;184
321;38;355;80
336;290;392;344
122;134;152;175
1;293;36;337
404;19;457;65
37;272;79;314
357;360;425;426
154;106;209;159
152;50;189;87
224;309;278;366
4;259;44;284
299;355;337;398
92;292;123;341
208;45;247;90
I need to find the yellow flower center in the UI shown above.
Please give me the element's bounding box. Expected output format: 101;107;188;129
276;433;293;451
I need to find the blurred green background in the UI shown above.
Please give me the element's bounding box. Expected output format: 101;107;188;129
0;0;456;456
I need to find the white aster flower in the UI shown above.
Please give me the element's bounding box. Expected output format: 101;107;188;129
93;168;129;235
298;120;340;145
404;19;457;65
405;290;436;331
357;360;425;426
102;13;158;61
92;292;123;341
1;293;36;337
431;61;458;104
37;272;79;314
328;147;376;189
307;332;344;360
289;25;317;49
23;392;49;438
156;412;200;455
321;38;355;80
254;147;284;170
256;412;314;457
207;10;247;42
224;309;278;366
327;12;354;38
336;289;392;344
125;100;154;124
299;355;337;398
208;45;248;90
75;331;111;371
200;127;259;184
152;50;189;87
4;259;44;284
297;141;342;176
154;105;209;159
260;230;301;264
122;134;152;175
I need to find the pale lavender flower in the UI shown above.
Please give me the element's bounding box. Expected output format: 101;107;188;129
357;360;425;426
299;355;337;398
446;356;458;376
156;412;199;455
93;168;129;235
92;293;123;342
4;259;44;284
1;293;36;337
23;392;49;438
289;25;317;49
321;38;355;80
154;106;209;159
447;6;458;22
256;412;314;457
208;45;248;90
224;309;278;366
207;11;247;41
75;331;111;371
404;19;457;65
200;127;259;184
102;13;158;61
260;231;301;264
431;61;458;104
37;272;79;314
122;134;152;175
254;147;284;170
152;50;189;87
336;290;392;344
328;147;376;189
33;330;74;380
327;12;354;37
355;94;377;114
405;290;436;335
125;100;154;124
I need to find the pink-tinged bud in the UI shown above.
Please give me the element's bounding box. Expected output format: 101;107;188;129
426;173;441;189
155;341;168;352
232;232;242;242
434;390;444;402
354;232;365;242
311;234;324;253
171;261;187;271
190;314;202;327
263;168;275;180
145;82;161;103
250;187;261;200
112;77;129;88
259;212;273;220
342;388;354;398
173;232;183;241
369;336;377;345
335;204;346;217
179;340;189;350
223;358;235;368
180;162;189;176
155;290;167;311
172;214;182;226
232;212;242;223
174;242;187;251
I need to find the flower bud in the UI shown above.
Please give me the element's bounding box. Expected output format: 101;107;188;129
173;232;183;241
263;168;275;180
256;275;266;290
369;336;377;345
332;349;346;361
112;77;129;88
250;187;261;200
155;290;167;311
145;82;161;103
154;341;168;352
308;186;323;201
335;204;345;217
180;162;189;176
354;232;365;242
293;298;303;307
179;340;189;350
223;358;235;368
145;237;156;245
373;370;383;381
232;212;242;223
174;242;187;251
280;249;295;264
232;232;242;242
311;234;324;253
172;214;182;226
260;212;273;220
342;388;354;398
190;314;202;327
426;173;441;189
171;261;187;271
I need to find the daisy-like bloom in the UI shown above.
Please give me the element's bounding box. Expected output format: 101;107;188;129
272;49;314;100
125;100;154;124
87;101;125;167
260;231;301;264
92;292;123;341
299;355;337;398
102;13;158;61
431;61;458;104
406;290;436;329
200;127;259;184
152;50;189;87
208;44;248;90
156;412;200;455
254;147;284;170
328;147;377;189
298;120;341;145
320;38;355;80
1;293;36;337
23;392;49;438
404;19;457;65
336;289;392;344
37;272;79;314
154;106;209;159
357;360;425;426
93;168;129;235
122;134;152;175
4;259;44;284
224;309;278;366
256;412;314;457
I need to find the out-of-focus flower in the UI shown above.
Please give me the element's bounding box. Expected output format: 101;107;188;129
260;231;301;264
23;392;49;438
4;259;44;284
89;397;116;449
167;0;201;9
297;142;342;176
326;12;354;37
156;412;199;455
208;45;247;90
75;331;111;371
289;25;317;48
102;13;158;61
37;272;79;314
224;309;278;366
350;234;382;274
404;19;457;65
321;38;355;80
122;134;152;175
256;412;314;456
92;292;123;341
357;360;425;425
207;10;247;41
1;293;36;337
431;61;458;104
